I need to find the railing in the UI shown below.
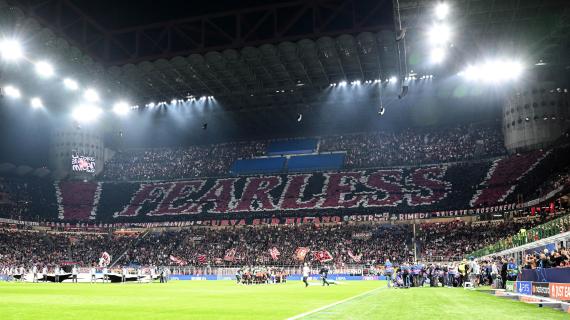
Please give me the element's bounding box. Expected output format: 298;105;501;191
471;212;570;257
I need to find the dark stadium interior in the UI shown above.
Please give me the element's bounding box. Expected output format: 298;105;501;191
1;0;570;318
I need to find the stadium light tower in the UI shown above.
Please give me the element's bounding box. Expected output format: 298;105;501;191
0;39;23;61
63;78;79;91
30;97;43;109
35;61;55;78
3;85;21;98
113;101;130;116
435;2;450;20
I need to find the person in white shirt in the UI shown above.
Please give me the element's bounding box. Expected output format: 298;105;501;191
42;266;48;282
32;265;38;283
19;266;25;282
90;266;97;283
122;266;127;283
150;266;156;282
103;267;108;283
54;266;60;283
302;263;310;288
72;266;78;283
137;268;143;283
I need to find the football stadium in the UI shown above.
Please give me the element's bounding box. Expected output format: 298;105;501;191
1;0;570;319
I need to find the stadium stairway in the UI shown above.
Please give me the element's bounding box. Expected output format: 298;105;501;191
109;229;151;268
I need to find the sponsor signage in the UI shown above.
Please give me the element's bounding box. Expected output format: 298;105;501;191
505;281;516;292
550;283;570;301
515;281;532;295
531;282;550;298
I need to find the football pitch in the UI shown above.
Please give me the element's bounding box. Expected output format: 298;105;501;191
0;281;568;320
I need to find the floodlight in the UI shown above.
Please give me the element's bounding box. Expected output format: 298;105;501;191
30;97;43;109
428;24;451;45
3;85;21;98
72;105;103;123
0;39;23;61
460;60;524;83
35;61;55;78
113;101;130;116
84;88;99;102
435;3;449;20
338;81;347;87
148;102;155;108
430;47;446;64
389;76;398;83
171;99;177;105
63;78;79;90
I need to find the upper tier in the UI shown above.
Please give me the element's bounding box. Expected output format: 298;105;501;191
101;124;505;181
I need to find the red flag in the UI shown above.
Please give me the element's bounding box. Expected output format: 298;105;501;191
269;247;280;261
347;250;362;263
197;254;207;264
224;248;236;262
313;250;333;262
169;255;188;266
294;247;310;261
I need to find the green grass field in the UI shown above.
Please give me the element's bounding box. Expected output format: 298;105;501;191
0;281;568;319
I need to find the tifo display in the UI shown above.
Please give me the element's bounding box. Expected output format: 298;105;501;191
1;0;570;319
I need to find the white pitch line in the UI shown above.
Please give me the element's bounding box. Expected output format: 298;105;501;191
285;285;386;320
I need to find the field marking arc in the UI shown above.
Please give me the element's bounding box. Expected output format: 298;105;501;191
285;285;387;320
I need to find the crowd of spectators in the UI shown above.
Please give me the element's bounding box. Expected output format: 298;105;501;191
99;125;505;181
418;218;551;261
101;141;266;181
1;212;568;271
320;125;505;169
0;177;57;221
0;223;414;268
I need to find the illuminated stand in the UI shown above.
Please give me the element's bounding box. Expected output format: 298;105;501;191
49;123;109;180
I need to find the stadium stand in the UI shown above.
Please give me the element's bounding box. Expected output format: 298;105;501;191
3;143;570;223
287;153;345;172
266;138;318;155
230;157;286;175
100;124;505;181
0;212;567;268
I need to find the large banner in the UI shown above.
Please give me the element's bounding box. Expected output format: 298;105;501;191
71;155;96;173
100;168;522;221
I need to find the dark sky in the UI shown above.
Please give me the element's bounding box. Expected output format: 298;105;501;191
71;0;294;30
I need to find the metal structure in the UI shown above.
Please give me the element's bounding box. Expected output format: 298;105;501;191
16;0;394;65
4;0;570;115
397;0;570;73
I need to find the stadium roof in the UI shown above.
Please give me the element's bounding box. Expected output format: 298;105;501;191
4;0;570;113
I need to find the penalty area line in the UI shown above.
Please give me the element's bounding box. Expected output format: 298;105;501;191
285;285;386;320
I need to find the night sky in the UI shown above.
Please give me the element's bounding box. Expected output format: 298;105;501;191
71;0;296;29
